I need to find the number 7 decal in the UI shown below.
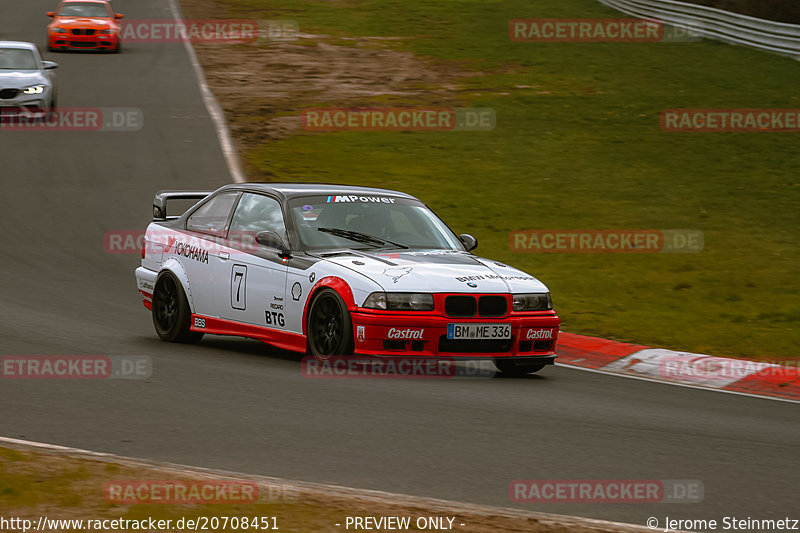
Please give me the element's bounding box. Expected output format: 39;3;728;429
231;265;247;310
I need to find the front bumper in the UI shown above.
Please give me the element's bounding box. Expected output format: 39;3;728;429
0;92;51;116
49;31;119;50
351;309;560;358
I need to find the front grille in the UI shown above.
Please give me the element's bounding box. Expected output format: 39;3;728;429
70;41;97;47
0;89;19;99
478;295;507;317
71;28;96;35
445;295;476;317
438;335;514;353
445;295;508;317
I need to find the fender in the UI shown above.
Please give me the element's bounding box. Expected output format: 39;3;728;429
157;258;196;313
302;276;356;337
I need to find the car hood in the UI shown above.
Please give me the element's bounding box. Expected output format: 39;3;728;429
315;249;550;293
0;71;47;88
53;17;114;27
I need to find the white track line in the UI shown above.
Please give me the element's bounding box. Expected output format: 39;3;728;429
556;362;800;405
167;0;245;183
0;436;657;532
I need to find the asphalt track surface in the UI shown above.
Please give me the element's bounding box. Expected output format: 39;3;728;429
1;0;798;527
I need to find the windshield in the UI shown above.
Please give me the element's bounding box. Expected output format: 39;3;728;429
0;48;38;70
58;2;111;17
288;195;464;251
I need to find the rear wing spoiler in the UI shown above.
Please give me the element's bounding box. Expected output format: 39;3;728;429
153;190;211;221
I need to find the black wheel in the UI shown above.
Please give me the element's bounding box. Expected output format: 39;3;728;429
493;359;545;376
307;288;353;358
152;272;203;343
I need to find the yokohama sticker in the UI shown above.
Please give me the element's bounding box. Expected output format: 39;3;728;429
173;241;209;263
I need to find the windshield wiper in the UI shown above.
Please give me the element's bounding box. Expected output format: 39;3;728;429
317;227;408;250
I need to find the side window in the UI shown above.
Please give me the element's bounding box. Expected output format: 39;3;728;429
229;193;287;246
186;192;239;236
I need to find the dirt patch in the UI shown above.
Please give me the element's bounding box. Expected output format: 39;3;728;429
179;0;461;175
194;41;452;142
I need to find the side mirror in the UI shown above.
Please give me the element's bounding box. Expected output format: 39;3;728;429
46;11;55;17
42;61;58;70
459;233;478;251
115;13;124;19
256;231;291;258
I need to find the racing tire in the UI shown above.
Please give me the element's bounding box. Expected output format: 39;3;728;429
493;359;545;376
307;288;354;358
152;271;203;343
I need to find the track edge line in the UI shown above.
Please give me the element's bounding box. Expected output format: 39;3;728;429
167;0;245;184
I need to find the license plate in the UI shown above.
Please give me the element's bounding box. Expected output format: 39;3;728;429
447;323;511;340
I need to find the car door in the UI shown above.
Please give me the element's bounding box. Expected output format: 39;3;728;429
179;191;240;316
217;192;289;331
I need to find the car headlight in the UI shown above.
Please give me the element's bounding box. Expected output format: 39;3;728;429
512;293;552;311
22;85;45;95
99;29;114;34
363;292;434;311
52;27;68;33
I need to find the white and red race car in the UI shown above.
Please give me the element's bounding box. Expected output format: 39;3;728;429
135;183;560;374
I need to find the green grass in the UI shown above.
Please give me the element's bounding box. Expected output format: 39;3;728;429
211;0;799;359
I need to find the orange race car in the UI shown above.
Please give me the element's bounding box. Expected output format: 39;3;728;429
47;0;123;52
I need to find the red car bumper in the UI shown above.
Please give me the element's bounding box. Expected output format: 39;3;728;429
351;309;560;359
49;31;119;50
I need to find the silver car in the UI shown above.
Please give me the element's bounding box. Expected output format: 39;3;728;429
0;41;58;116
